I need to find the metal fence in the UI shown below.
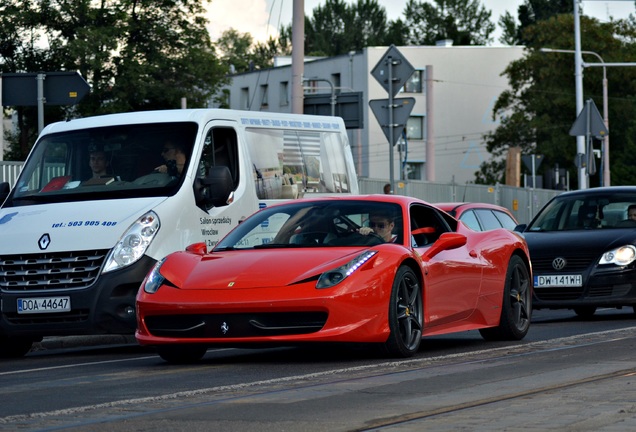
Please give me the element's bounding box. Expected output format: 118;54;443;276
0;161;559;224
359;178;560;225
0;162;22;188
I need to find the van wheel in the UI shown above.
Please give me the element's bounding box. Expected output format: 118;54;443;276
0;336;35;358
156;345;208;364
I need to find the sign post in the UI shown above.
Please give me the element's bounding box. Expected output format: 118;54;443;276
370;45;415;193
569;98;608;184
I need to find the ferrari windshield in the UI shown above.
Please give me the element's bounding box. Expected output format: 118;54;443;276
216;200;403;249
6;122;198;206
527;191;636;231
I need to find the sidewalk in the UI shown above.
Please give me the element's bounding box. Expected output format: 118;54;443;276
32;335;137;352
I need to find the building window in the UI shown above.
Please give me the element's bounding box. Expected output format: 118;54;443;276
406;116;424;140
403;70;423;93
240;87;249;110
259;84;268;108
280;81;289;106
405;162;424;180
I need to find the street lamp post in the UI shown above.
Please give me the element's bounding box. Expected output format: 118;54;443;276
540;48;609;186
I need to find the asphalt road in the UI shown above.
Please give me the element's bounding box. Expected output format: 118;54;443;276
2;308;636;431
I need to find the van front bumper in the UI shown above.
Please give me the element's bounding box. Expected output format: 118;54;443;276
0;255;157;338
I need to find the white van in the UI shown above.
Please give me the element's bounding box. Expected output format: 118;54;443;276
0;109;359;357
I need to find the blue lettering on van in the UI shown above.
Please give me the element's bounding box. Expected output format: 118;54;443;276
0;212;18;225
50;220;118;228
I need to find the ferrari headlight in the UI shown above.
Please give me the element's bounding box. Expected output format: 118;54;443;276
103;211;160;273
599;245;636;266
316;251;377;289
143;259;166;294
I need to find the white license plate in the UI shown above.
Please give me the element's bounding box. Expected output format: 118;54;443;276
17;297;71;314
534;275;582;287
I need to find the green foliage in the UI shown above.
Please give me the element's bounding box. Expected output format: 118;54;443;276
217;29;290;74
0;0;225;160
403;0;495;46
477;13;636;187
290;0;403;56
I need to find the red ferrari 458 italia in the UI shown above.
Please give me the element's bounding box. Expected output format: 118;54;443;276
136;195;532;363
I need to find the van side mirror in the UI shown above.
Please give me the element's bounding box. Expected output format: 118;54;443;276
0;182;10;205
194;166;234;208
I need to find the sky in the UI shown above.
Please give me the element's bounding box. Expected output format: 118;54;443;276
204;0;636;45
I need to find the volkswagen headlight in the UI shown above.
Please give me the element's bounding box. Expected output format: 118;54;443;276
599;245;636;266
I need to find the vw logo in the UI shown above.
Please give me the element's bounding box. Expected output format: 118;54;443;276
552;257;567;270
38;233;51;250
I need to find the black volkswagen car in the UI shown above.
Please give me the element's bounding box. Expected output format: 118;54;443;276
518;186;636;318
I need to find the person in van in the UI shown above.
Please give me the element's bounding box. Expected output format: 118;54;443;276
89;150;111;179
155;140;187;177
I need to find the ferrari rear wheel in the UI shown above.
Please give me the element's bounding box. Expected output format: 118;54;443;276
479;255;531;341
156;344;208;364
383;266;423;358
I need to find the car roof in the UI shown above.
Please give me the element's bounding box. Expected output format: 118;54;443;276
435;202;513;214
552;186;636;198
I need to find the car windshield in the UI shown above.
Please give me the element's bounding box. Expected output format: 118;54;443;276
215;200;403;249
527;191;636;231
5;122;198;207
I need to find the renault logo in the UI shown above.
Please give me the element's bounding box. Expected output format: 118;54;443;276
38;233;51;250
552;257;567;270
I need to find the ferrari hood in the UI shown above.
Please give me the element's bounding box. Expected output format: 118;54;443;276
523;229;636;255
163;248;369;290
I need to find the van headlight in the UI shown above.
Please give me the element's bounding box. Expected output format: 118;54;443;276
103;211;160;272
599;245;636;266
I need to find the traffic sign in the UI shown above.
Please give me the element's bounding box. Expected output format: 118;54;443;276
369;97;416;146
569;98;608;139
1;71;90;106
371;45;415;98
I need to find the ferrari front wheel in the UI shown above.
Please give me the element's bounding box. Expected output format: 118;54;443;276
383;266;423;358
480;255;531;341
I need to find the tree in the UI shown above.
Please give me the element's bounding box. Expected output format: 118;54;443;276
283;0;399;57
498;0;571;45
216;29;291;75
476;14;636;188
304;0;355;56
403;0;495;46
0;0;225;160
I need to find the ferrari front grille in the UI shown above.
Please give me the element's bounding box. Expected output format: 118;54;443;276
145;312;328;338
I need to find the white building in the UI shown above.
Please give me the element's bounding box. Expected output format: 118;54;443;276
222;45;525;185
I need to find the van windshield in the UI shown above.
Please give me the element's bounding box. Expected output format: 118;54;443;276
6;122;198;206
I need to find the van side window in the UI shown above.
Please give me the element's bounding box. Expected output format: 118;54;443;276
201;127;239;189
